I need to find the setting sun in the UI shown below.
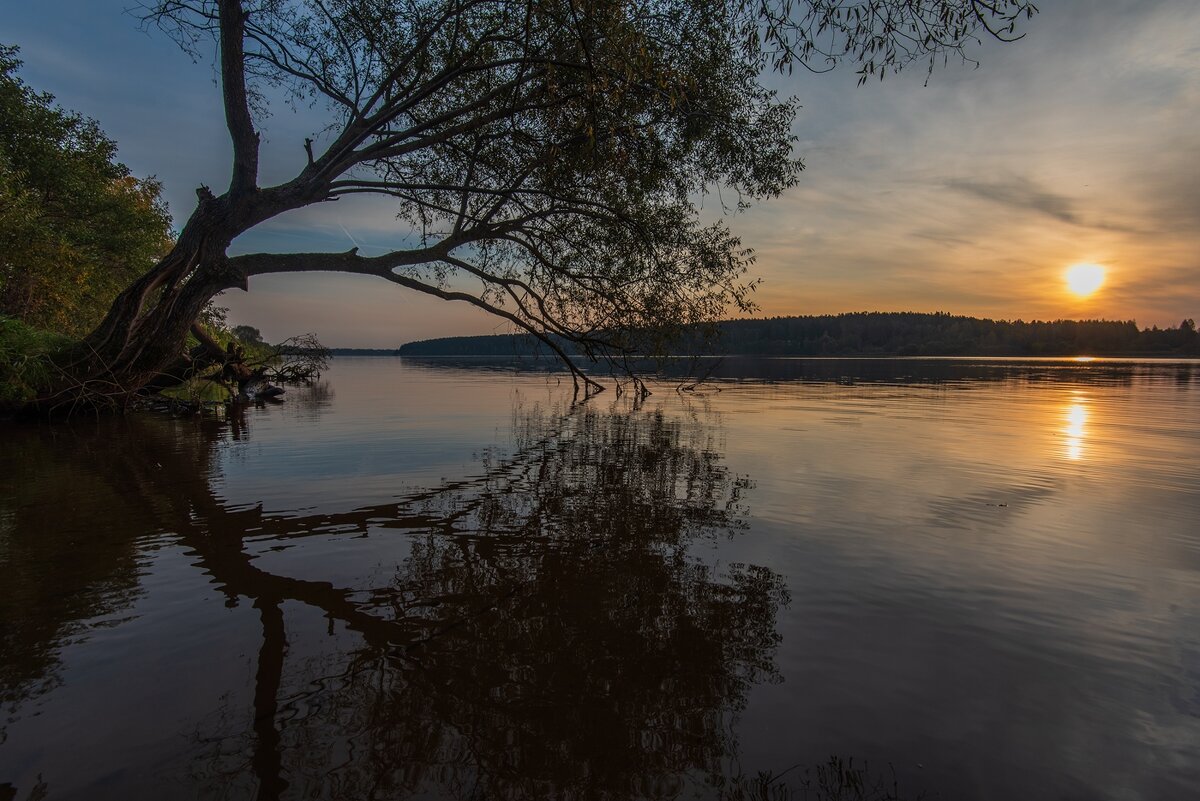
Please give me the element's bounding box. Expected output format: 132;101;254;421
1065;263;1106;297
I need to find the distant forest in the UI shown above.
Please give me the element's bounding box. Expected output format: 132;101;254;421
328;348;402;356
396;312;1200;358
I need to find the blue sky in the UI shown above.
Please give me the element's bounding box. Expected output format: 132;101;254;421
8;1;1199;346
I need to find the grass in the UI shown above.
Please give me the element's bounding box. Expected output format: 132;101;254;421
157;376;236;404
0;314;298;415
0;314;74;409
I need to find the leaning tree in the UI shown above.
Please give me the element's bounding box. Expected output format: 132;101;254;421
44;0;1035;411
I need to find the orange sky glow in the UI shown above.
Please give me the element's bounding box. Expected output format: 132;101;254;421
8;0;1198;346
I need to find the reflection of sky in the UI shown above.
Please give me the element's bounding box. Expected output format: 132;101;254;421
2;359;1198;800
698;366;1200;800
219;360;1200;800
213;360;566;512
6;1;1200;346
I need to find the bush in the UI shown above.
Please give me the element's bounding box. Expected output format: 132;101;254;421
0;314;73;408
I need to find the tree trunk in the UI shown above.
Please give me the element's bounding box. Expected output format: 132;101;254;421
31;189;257;415
27;175;329;416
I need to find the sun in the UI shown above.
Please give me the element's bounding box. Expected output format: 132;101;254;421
1065;263;1106;297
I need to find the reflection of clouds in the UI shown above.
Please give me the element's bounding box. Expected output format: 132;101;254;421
725;369;1200;800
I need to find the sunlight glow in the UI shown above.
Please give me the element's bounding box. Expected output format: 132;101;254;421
1065;263;1106;297
1064;401;1088;461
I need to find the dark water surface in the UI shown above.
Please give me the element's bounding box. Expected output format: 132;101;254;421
2;357;1198;800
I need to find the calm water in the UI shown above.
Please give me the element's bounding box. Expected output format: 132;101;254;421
2;357;1199;800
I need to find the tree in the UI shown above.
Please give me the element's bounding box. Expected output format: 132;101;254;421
230;324;264;344
38;0;1035;412
0;46;173;338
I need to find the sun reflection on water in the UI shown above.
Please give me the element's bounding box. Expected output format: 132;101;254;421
1064;399;1088;460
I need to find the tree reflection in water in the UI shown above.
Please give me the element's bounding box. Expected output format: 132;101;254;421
1;396;788;800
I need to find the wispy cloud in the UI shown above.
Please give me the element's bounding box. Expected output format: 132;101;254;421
945;176;1142;234
946;176;1083;227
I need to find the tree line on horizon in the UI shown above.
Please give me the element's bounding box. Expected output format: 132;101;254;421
397;312;1200;358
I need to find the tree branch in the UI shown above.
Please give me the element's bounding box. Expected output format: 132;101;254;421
229;245;602;393
218;0;260;195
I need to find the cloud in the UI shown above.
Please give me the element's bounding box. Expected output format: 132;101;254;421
946;176;1083;227
945;176;1143;234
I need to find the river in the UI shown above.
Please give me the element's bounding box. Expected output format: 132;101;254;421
2;356;1198;800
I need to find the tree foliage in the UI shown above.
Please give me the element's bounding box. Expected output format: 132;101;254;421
230;323;264;344
0;46;173;338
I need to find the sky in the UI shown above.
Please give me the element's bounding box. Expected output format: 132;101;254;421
7;1;1199;346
